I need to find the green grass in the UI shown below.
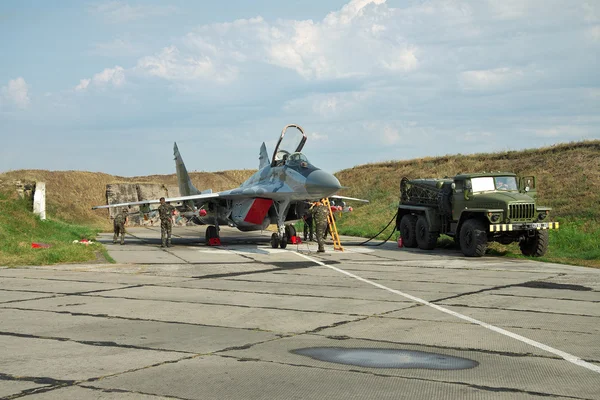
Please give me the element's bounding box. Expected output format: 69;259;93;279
0;192;106;266
488;217;600;268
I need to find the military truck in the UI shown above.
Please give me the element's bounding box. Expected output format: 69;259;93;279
397;172;559;257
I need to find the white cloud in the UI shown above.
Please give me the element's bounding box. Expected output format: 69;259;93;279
172;0;420;81
324;0;386;26
381;46;418;72
75;66;125;91
381;125;401;145
91;1;177;23
310;132;329;141
136;46;238;83
75;79;91;91
460;67;524;90
1;77;30;109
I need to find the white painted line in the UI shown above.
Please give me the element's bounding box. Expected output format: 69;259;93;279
294;251;600;374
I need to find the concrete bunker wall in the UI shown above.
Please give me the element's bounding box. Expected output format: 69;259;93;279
106;183;180;226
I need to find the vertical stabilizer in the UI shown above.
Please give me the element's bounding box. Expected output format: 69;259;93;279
174;142;201;196
259;142;270;170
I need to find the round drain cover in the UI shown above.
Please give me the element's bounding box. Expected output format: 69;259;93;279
292;347;478;370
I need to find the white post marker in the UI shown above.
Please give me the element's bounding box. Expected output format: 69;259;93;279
33;182;46;220
294;251;600;374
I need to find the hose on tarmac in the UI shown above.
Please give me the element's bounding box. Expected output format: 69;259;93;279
358;210;399;246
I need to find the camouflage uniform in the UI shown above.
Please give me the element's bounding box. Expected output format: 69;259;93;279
113;210;127;245
311;202;329;252
158;203;175;247
303;212;314;241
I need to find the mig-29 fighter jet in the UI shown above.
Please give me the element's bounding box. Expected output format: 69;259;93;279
92;124;367;248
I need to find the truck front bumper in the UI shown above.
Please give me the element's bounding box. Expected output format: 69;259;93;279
489;222;559;232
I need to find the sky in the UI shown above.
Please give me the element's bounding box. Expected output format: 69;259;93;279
1;0;599;177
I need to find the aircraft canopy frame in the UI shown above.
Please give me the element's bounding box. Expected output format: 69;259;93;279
272;124;307;167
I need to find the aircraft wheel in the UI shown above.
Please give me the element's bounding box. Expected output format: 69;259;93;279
285;225;296;243
280;235;288;249
270;233;279;249
206;226;218;241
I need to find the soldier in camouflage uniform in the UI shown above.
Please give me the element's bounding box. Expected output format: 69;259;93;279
311;200;329;253
113;209;128;245
303;202;314;241
158;197;175;248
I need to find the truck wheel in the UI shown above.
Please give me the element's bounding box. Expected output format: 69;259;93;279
399;215;418;248
416;216;438;250
519;230;549;257
459;219;488;257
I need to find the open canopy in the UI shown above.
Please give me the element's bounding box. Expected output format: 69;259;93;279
272;124;307;167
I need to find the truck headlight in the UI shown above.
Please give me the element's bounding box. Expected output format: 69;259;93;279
538;212;548;220
488;213;501;222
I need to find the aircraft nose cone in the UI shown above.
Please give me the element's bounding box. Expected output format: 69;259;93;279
306;169;342;196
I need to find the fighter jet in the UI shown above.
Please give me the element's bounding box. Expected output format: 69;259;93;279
92;124;367;248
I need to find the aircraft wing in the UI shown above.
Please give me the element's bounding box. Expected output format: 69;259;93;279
91;192;221;210
330;195;369;203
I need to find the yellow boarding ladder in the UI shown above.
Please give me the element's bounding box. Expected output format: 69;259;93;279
322;198;344;251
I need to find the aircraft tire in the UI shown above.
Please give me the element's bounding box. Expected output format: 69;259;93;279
280;235;288;249
206;226;218;241
270;233;279;249
285;225;296;243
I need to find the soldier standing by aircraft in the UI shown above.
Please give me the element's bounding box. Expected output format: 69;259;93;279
303;202;314;241
113;209;128;245
312;200;329;253
158;197;175;248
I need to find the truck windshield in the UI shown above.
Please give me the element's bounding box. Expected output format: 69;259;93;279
495;176;518;191
470;176;518;192
471;177;495;193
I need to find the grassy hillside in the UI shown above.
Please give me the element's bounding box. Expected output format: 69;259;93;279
0;191;105;266
333;140;600;268
0;169;255;230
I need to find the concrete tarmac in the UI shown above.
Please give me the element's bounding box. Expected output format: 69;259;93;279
0;226;599;399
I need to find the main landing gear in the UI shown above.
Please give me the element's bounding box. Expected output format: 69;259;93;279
270;200;294;249
270;224;296;249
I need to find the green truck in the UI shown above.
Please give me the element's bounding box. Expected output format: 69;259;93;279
397;172;559;257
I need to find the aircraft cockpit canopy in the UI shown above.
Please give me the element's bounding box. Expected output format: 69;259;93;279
272;124;307;167
286;152;310;167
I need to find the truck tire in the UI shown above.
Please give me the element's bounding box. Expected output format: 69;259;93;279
399;215;418;248
459;219;488;257
416;216;438;250
519;230;549;257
